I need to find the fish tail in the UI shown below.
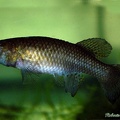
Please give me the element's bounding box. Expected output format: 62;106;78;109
101;64;120;104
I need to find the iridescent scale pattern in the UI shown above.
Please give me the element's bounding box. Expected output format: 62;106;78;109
1;37;110;80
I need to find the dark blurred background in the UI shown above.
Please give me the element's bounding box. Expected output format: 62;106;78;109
0;0;120;119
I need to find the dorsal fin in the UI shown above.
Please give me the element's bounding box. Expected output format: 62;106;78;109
76;38;112;59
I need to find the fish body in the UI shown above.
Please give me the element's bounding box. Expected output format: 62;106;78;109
0;37;109;77
0;36;120;103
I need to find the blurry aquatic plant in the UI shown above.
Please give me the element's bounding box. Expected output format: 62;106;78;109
0;104;24;120
19;76;84;120
0;74;91;120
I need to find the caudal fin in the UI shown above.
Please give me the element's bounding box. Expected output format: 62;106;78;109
100;65;120;104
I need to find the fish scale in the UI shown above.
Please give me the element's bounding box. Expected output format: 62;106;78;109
15;38;109;78
0;36;120;103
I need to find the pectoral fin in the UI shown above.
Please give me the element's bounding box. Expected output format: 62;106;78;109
64;73;84;97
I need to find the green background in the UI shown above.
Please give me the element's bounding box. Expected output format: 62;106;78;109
0;0;120;119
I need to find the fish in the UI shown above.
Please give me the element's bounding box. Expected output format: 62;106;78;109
0;36;120;104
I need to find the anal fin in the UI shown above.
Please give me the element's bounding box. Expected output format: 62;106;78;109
64;73;84;97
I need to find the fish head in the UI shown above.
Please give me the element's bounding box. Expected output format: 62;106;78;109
0;40;14;66
0;40;20;67
0;44;9;66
